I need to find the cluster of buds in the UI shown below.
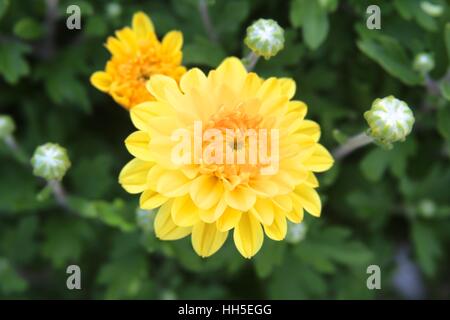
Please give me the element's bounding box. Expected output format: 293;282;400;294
364;96;415;149
31;143;71;181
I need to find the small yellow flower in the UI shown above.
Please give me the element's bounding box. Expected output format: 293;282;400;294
90;12;186;110
119;57;333;258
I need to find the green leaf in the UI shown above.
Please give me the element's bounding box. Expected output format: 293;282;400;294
394;0;438;31
254;241;286;278
439;81;450;101
295;224;373;275
0;0;9;20
85;16;108;37
13;17;44;40
437;106;450;140
97;254;149;299
357;35;422;85
268;261;327;299
359;148;390;182
183;37;226;67
45;71;90;112
0;41;30;84
97;233;150;299
1;216;38;264
0;257;27;295
41;218;94;268
302;0;329;50
411;220;442;276
67;197;136;232
445;23;450;61
289;0;304;28
70;155;114;198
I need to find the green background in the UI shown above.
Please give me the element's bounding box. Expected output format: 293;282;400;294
0;0;449;299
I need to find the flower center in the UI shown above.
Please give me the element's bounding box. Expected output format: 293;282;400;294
198;106;278;185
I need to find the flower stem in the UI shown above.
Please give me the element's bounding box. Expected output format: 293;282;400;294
332;132;374;160
243;51;260;71
4;135;28;165
48;180;70;211
198;0;218;44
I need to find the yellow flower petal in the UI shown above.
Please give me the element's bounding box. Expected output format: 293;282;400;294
140;190;169;209
240;72;263;99
233;213;263;259
279;78;296;99
217;207;242;232
248;178;279;197
156;170;191;197
146;75;181;104
304;144;334;172
125;131;153;161
256;78;282;101
190;175;223;210
90;71;112;92
213;57;247;92
161;31;183;55
191;221;228;258
154;202;191;240
115;27;138;52
225;187;256;212
249;198;274;225
272;194;293;212
294;185;322;217
180;68;207;93
132;11;154;39
130;101;174;132
105;36;125;56
118;159;152;194
264;210;287;241
296;120;321;142
304;172;319;188
171;195;200;227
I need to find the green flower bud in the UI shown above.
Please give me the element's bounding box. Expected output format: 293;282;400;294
244;18;284;59
418;199;436;218
413;53;435;74
364;96;415;148
286;222;307;244
31;143;71;181
0;115;15;140
106;3;122;18
136;208;155;232
420;1;444;17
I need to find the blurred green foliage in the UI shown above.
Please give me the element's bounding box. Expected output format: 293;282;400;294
0;0;449;299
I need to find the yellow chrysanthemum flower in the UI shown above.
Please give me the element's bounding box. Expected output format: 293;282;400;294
119;57;333;258
90;12;186;110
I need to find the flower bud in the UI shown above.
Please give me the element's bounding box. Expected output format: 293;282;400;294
413;53;435;74
418;199;436;218
31;143;71;181
0;115;15;140
420;1;444;17
106;3;122;18
286;222;307;244
244;18;284;59
364;96;415;148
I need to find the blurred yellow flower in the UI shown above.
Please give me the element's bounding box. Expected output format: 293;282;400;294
90;12;186;110
119;57;333;258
